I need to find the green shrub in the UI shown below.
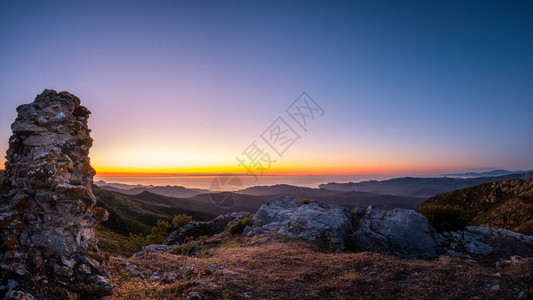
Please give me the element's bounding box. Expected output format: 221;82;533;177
172;214;194;228
123;233;148;255
145;220;171;244
197;235;209;241
351;271;360;284
172;238;213;258
417;204;470;233
122;220;172;256
222;240;240;248
227;217;251;234
298;198;314;207
98;217;182;257
197;248;213;258
172;242;197;256
350;260;360;284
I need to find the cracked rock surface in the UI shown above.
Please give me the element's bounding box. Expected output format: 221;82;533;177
249;197;354;249
0;89;112;299
351;207;441;259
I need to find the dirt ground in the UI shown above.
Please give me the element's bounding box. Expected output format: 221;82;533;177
108;236;533;300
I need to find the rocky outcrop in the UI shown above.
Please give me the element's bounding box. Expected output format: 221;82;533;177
350;211;533;260
350;207;440;259
248;197;533;260
165;211;251;245
248;197;353;249
0;90;112;299
438;226;533;259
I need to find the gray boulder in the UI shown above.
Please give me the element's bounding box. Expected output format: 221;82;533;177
438;226;533;257
250;197;353;249
165;211;250;245
351;207;440;259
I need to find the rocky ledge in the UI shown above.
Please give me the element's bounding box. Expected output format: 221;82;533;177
0;90;112;299
239;197;533;260
159;197;533;261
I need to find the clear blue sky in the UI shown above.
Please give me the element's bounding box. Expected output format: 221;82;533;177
1;0;532;175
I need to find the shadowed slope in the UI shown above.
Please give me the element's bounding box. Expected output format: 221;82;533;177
416;179;533;235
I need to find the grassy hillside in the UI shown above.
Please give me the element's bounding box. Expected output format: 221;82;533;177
130;191;265;215
94;225;134;256
416;179;533;234
93;186;217;256
93;186;216;235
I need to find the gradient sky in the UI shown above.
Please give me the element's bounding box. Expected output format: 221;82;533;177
1;0;532;175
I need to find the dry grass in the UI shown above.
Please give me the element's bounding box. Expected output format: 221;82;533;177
108;236;533;299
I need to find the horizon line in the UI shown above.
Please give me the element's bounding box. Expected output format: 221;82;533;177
93;172;393;177
2;169;529;177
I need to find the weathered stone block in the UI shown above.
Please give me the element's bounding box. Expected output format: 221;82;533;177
0;89;112;299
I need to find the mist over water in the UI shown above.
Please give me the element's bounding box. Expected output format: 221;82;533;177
93;174;436;190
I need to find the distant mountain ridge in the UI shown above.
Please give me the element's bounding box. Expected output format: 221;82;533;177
319;172;533;199
238;184;422;209
96;180;210;198
441;169;532;177
95;173;533;214
97;180;425;211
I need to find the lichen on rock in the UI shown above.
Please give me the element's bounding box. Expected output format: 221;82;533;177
0;89;112;299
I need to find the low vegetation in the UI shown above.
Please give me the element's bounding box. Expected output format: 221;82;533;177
172;243;197;256
416;179;533;234
351;271;360;284
95;226;137;257
145;220;172;244
91;185;215;256
298;198;314;206
172;237;213;258
97;211;196;256
172;214;195;228
227;217;251;234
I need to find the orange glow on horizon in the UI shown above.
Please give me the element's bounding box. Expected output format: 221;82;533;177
0;152;479;177
92;163;451;177
0;164;487;177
